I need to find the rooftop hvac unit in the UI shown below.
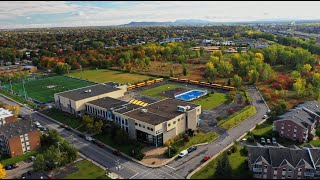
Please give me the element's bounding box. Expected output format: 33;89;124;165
141;109;148;113
177;105;188;112
84;89;92;93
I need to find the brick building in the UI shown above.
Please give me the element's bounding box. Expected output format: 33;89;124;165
0;119;41;157
273;101;320;143
248;144;320;179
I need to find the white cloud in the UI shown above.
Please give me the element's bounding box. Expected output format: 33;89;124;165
0;1;320;29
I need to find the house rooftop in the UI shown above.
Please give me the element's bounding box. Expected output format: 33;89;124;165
248;145;320;168
123;98;199;125
86;97;127;110
0;119;39;138
0;108;13;119
55;84;120;101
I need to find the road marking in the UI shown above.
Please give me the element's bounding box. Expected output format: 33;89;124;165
165;165;176;170
138;169;155;179
129;172;139;179
157;168;182;179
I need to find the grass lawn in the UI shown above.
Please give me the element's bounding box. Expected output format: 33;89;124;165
93;132;145;158
308;139;320;147
168;132;219;157
0;151;38;166
219;105;256;130
192;93;227;110
251;124;273;138
140;84;227;109
191;145;250;179
42;108;84;130
69;69;153;84
3;76;94;103
0;89;37;108
139;84;187;99
64;160;110;179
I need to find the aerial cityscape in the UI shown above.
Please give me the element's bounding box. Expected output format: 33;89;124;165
0;1;320;179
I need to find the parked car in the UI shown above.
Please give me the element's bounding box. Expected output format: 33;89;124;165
4;165;12;170
60;124;67;128
202;156;211;162
272;137;277;144
39;126;48;131
262;115;268;119
34;121;41;127
266;110;271;115
65;126;71;131
85;136;93;141
113;150;121;156
187;146;197;153
78;133;86;138
178;150;188;158
29;156;36;161
97;142;104;148
266;139;271;144
261;137;266;144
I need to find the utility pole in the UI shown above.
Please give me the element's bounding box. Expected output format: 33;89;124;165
22;80;27;100
9;79;13;94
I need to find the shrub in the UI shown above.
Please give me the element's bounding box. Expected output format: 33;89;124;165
184;134;190;142
216;116;224;121
230;145;237;153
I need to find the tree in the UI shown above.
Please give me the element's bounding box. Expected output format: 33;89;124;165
214;153;232;179
302;64;312;73
231;75;242;87
182;64;189;76
217;61;234;77
33;154;45;172
199;47;205;56
205;62;217;80
169;68;175;77
293;77;306;97
4;105;19;117
195;51;200;58
94;120;104;134
248;69;259;84
290;70;301;79
261;64;273;80
0;164;5;179
213;50;222;60
119;58;125;69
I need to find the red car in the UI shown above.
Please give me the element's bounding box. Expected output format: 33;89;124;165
202;156;211;162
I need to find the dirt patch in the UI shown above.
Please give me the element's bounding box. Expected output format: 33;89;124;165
48;158;82;179
141;146;170;166
159;88;188;98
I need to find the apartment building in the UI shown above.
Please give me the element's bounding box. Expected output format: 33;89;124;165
273;101;320;143
54;84;127;116
0;119;41;157
0;108;15;127
248;145;320;179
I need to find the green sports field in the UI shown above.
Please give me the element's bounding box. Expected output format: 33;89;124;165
3;76;94;103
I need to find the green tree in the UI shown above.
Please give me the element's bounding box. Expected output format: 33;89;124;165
169;68;175;77
205;62;217;80
119;58;125;69
261;63;273;80
293;77;306;97
182;64;189;76
248;69;259;84
217;61;233;77
33;154;45;172
302;64;312;73
94;120;104;134
214;153;232;179
231;74;242;87
290;70;301;79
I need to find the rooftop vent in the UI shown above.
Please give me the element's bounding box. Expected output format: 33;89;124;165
141;109;148;113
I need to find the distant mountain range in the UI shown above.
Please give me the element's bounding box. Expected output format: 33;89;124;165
121;19;320;26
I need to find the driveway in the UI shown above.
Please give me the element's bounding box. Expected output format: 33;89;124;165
5;161;33;179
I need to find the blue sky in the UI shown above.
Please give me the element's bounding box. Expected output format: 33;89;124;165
0;1;319;29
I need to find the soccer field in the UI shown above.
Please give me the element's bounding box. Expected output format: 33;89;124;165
3;76;95;103
69;69;153;84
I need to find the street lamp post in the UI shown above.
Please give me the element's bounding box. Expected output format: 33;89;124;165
169;146;171;157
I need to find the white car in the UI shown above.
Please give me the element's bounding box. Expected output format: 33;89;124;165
262;115;268;119
86;136;93;141
34;121;41;127
178;150;188;158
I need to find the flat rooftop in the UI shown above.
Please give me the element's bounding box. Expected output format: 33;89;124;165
55;84;121;101
124;98;199;125
0;119;39;138
87;97;127;110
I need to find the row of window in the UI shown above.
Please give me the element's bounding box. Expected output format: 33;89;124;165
135;123;153;131
168;118;183;127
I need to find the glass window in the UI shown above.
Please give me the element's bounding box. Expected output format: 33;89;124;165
143;125;145;128
150;128;153;131
173;121;176;124
135;123;137;126
139;124;141;127
168;123;171;127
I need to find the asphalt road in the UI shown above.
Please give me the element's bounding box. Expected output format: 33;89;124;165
0;85;268;179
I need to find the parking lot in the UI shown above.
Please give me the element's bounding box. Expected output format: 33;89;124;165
5;161;33;179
